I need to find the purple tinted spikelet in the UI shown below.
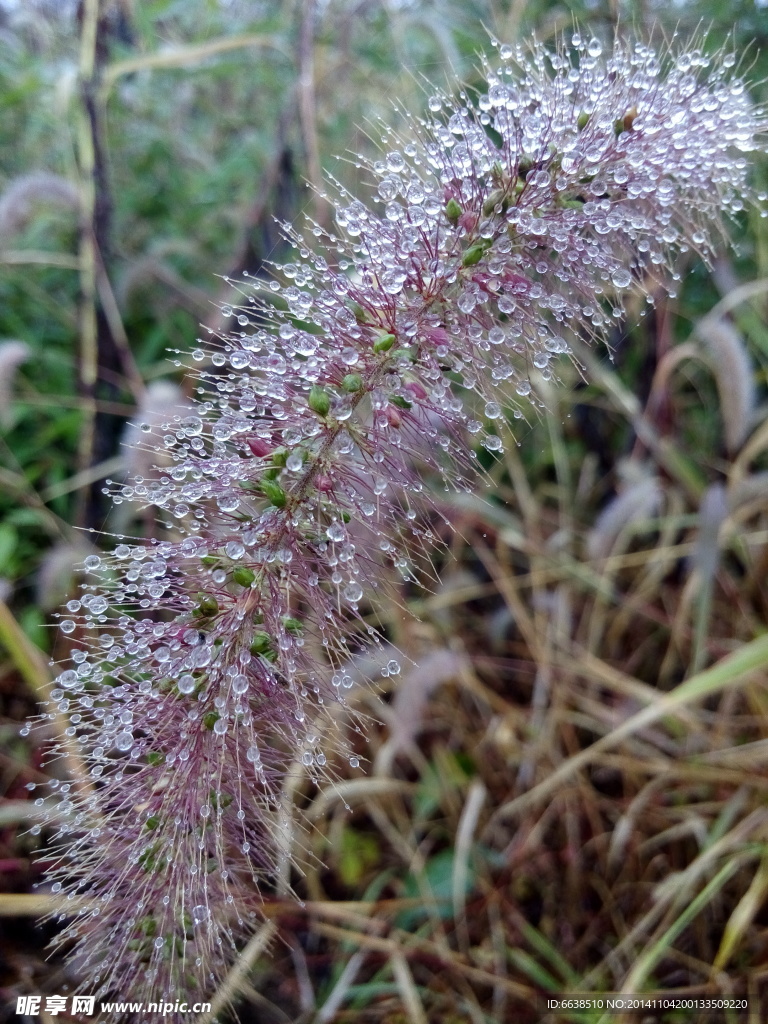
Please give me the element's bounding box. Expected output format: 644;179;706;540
36;36;766;1017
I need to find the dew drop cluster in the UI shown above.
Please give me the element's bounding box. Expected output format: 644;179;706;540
36;35;766;1018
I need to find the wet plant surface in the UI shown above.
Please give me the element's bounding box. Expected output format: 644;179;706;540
1;3;768;1023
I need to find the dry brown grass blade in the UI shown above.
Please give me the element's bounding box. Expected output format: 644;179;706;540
0;893;94;916
312;920;536;1000
102;35;289;91
0;598;91;794
453;779;487;947
574;339;707;500
390;950;429;1024
0;799;62;826
620;858;743;995
0;249;80;269
193;921;277;1024
696;318;755;454
313;950;367;1023
713;854;768;971
562;647;702;733
491;633;768;826
306;777;414;821
0;598;51;703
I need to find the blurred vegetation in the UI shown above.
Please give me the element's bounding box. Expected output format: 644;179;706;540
1;1;768;1022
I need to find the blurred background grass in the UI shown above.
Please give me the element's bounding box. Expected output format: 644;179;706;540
1;1;768;1022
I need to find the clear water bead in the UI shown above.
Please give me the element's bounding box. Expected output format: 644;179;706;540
231;674;249;695
344;582;364;603
115;731;133;752
178;674;196;695
326;522;345;542
483;435;503;452
192;905;209;925
386;151;405;172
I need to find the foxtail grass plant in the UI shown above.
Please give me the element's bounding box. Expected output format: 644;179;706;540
30;34;767;1018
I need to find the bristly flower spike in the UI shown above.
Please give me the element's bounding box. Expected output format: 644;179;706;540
32;34;766;1019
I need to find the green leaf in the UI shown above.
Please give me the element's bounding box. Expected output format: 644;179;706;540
261;479;287;508
373;332;396;353
232;566;255;587
461;242;489;267
445;198;462;224
308;384;331;416
338;827;380;887
397;849;474;928
0;524;18;572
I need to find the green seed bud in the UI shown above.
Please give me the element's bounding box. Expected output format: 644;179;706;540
210;789;233;810
390;395;412;410
577;111;590;130
556;197;586;210
341;510;351;523
138;916;157;937
138;843;160;872
462;244;487;267
308;384;331;417
482;188;509;217
261;479;287;508
145;816;160;831
203;712;220;731
146;752;165;766
373;332;396;354
283;617;303;635
250;631;273;655
271;447;288;468
232;566;255;587
491;161;505;181
195;594;219;617
445;198;462;225
200;555;220;567
391;348;415;363
342;373;364;392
